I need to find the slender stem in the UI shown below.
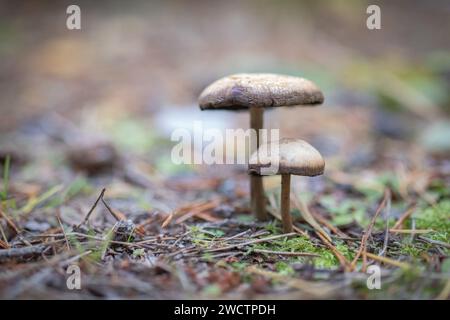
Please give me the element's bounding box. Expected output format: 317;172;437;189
250;107;268;221
280;174;293;233
250;107;263;147
251;175;267;220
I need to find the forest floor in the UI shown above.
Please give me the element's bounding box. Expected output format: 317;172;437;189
0;118;448;299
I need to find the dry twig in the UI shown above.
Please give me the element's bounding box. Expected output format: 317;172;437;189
350;189;389;272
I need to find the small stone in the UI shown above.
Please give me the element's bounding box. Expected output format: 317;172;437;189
113;219;136;243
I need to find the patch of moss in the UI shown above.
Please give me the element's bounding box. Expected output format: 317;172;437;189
201;252;214;262
274;261;295;275
132;248;146;259
252;235;353;269
1;154;10;201
413;200;450;243
263;220;282;234
201;284;222;297
188;226;224;247
230;261;248;271
399;243;426;258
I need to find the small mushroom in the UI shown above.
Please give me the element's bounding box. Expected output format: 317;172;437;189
249;138;325;233
199;73;323;221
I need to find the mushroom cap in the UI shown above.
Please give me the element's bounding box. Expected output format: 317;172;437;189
249;138;325;176
199;73;324;110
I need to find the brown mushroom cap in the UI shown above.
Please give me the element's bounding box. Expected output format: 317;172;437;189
199;73;324;110
249;138;325;176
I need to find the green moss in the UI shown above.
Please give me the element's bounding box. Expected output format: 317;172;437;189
201;252;214;262
400;244;426;258
252;235;353;269
264;220;282;234
188;226;224;247
230;261;248;271
201;284;222;297
313;251;338;268
1;154;10;201
413;200;450;243
132;248;145;259
393;202;450;259
206;229;225;238
274;261;295;275
254;235;315;252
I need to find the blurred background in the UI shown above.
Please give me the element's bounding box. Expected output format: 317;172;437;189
0;0;449;199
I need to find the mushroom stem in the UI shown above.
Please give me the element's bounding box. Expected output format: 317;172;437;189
250;107;268;221
280;174;293;233
250;107;263;146
251;175;266;220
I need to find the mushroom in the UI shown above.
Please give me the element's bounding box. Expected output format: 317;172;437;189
199;73;324;221
249;138;325;233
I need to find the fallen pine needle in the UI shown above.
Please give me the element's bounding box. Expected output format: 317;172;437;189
292;194;332;243
389;229;433;234
350;189;389;272
205;232;297;253
310;209;349;238
0;209;20;235
436;279;450;300
0;239;8;249
391;205;416;230
161;213;173;228
175;199;221;224
316;230;351;271
365;252;411;270
21;185;64;214
56;211;70;251
251;248;319;257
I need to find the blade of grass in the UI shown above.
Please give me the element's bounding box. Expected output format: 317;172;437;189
0;223;9;247
1;155;10;201
20;185;64;214
0;209;20;234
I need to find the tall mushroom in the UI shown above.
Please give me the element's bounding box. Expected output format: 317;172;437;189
249;138;325;233
199;73;324;221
